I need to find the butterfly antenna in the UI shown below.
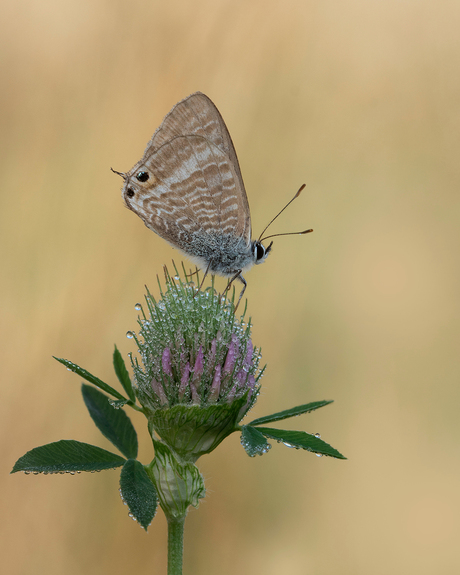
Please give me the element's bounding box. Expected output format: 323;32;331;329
260;228;313;242
111;167;127;179
258;184;306;241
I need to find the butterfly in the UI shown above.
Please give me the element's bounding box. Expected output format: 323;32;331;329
113;92;312;306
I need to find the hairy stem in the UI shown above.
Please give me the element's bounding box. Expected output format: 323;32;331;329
167;515;185;575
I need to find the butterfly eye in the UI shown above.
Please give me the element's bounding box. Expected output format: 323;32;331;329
255;243;266;261
136;171;149;182
126;187;135;198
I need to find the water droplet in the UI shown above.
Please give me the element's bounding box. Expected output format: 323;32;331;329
314;433;321;438
134;303;142;311
316;453;323;458
126;331;134;339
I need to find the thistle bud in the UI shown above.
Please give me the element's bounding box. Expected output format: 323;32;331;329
129;268;264;462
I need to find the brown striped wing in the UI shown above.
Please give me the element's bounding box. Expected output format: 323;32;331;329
124;134;250;248
125;92;251;244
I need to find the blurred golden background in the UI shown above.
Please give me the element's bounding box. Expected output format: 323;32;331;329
2;0;459;573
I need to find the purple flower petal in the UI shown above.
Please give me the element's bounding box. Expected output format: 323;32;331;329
192;345;204;391
189;380;200;404
226;382;238;402
162;348;172;376
193;346;204;376
223;336;239;375
151;377;168;405
178;362;190;400
236;369;247;388
206;338;217;376
208;365;221;403
243;340;253;369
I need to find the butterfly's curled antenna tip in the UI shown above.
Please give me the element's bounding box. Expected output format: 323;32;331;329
301;228;314;234
111;167;127;179
295;183;306;198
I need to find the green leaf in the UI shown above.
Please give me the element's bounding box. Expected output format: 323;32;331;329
82;384;138;459
240;425;271;457
113;345;136;402
256;427;346;459
11;440;126;474
119;460;158;531
54;357;126;401
248;400;334;426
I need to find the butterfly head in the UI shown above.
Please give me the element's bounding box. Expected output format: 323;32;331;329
252;240;273;266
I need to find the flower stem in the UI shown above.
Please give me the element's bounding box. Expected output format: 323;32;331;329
167;515;185;575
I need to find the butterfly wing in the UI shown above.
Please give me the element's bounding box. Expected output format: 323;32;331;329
123;134;250;250
124;93;251;244
146;93;245;183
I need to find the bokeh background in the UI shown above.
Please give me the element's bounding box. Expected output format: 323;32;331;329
2;1;459;573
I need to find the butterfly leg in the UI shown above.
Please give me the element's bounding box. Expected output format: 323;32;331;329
234;274;247;311
221;271;246;311
186;267;201;279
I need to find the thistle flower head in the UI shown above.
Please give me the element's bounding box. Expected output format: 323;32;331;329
128;266;264;461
